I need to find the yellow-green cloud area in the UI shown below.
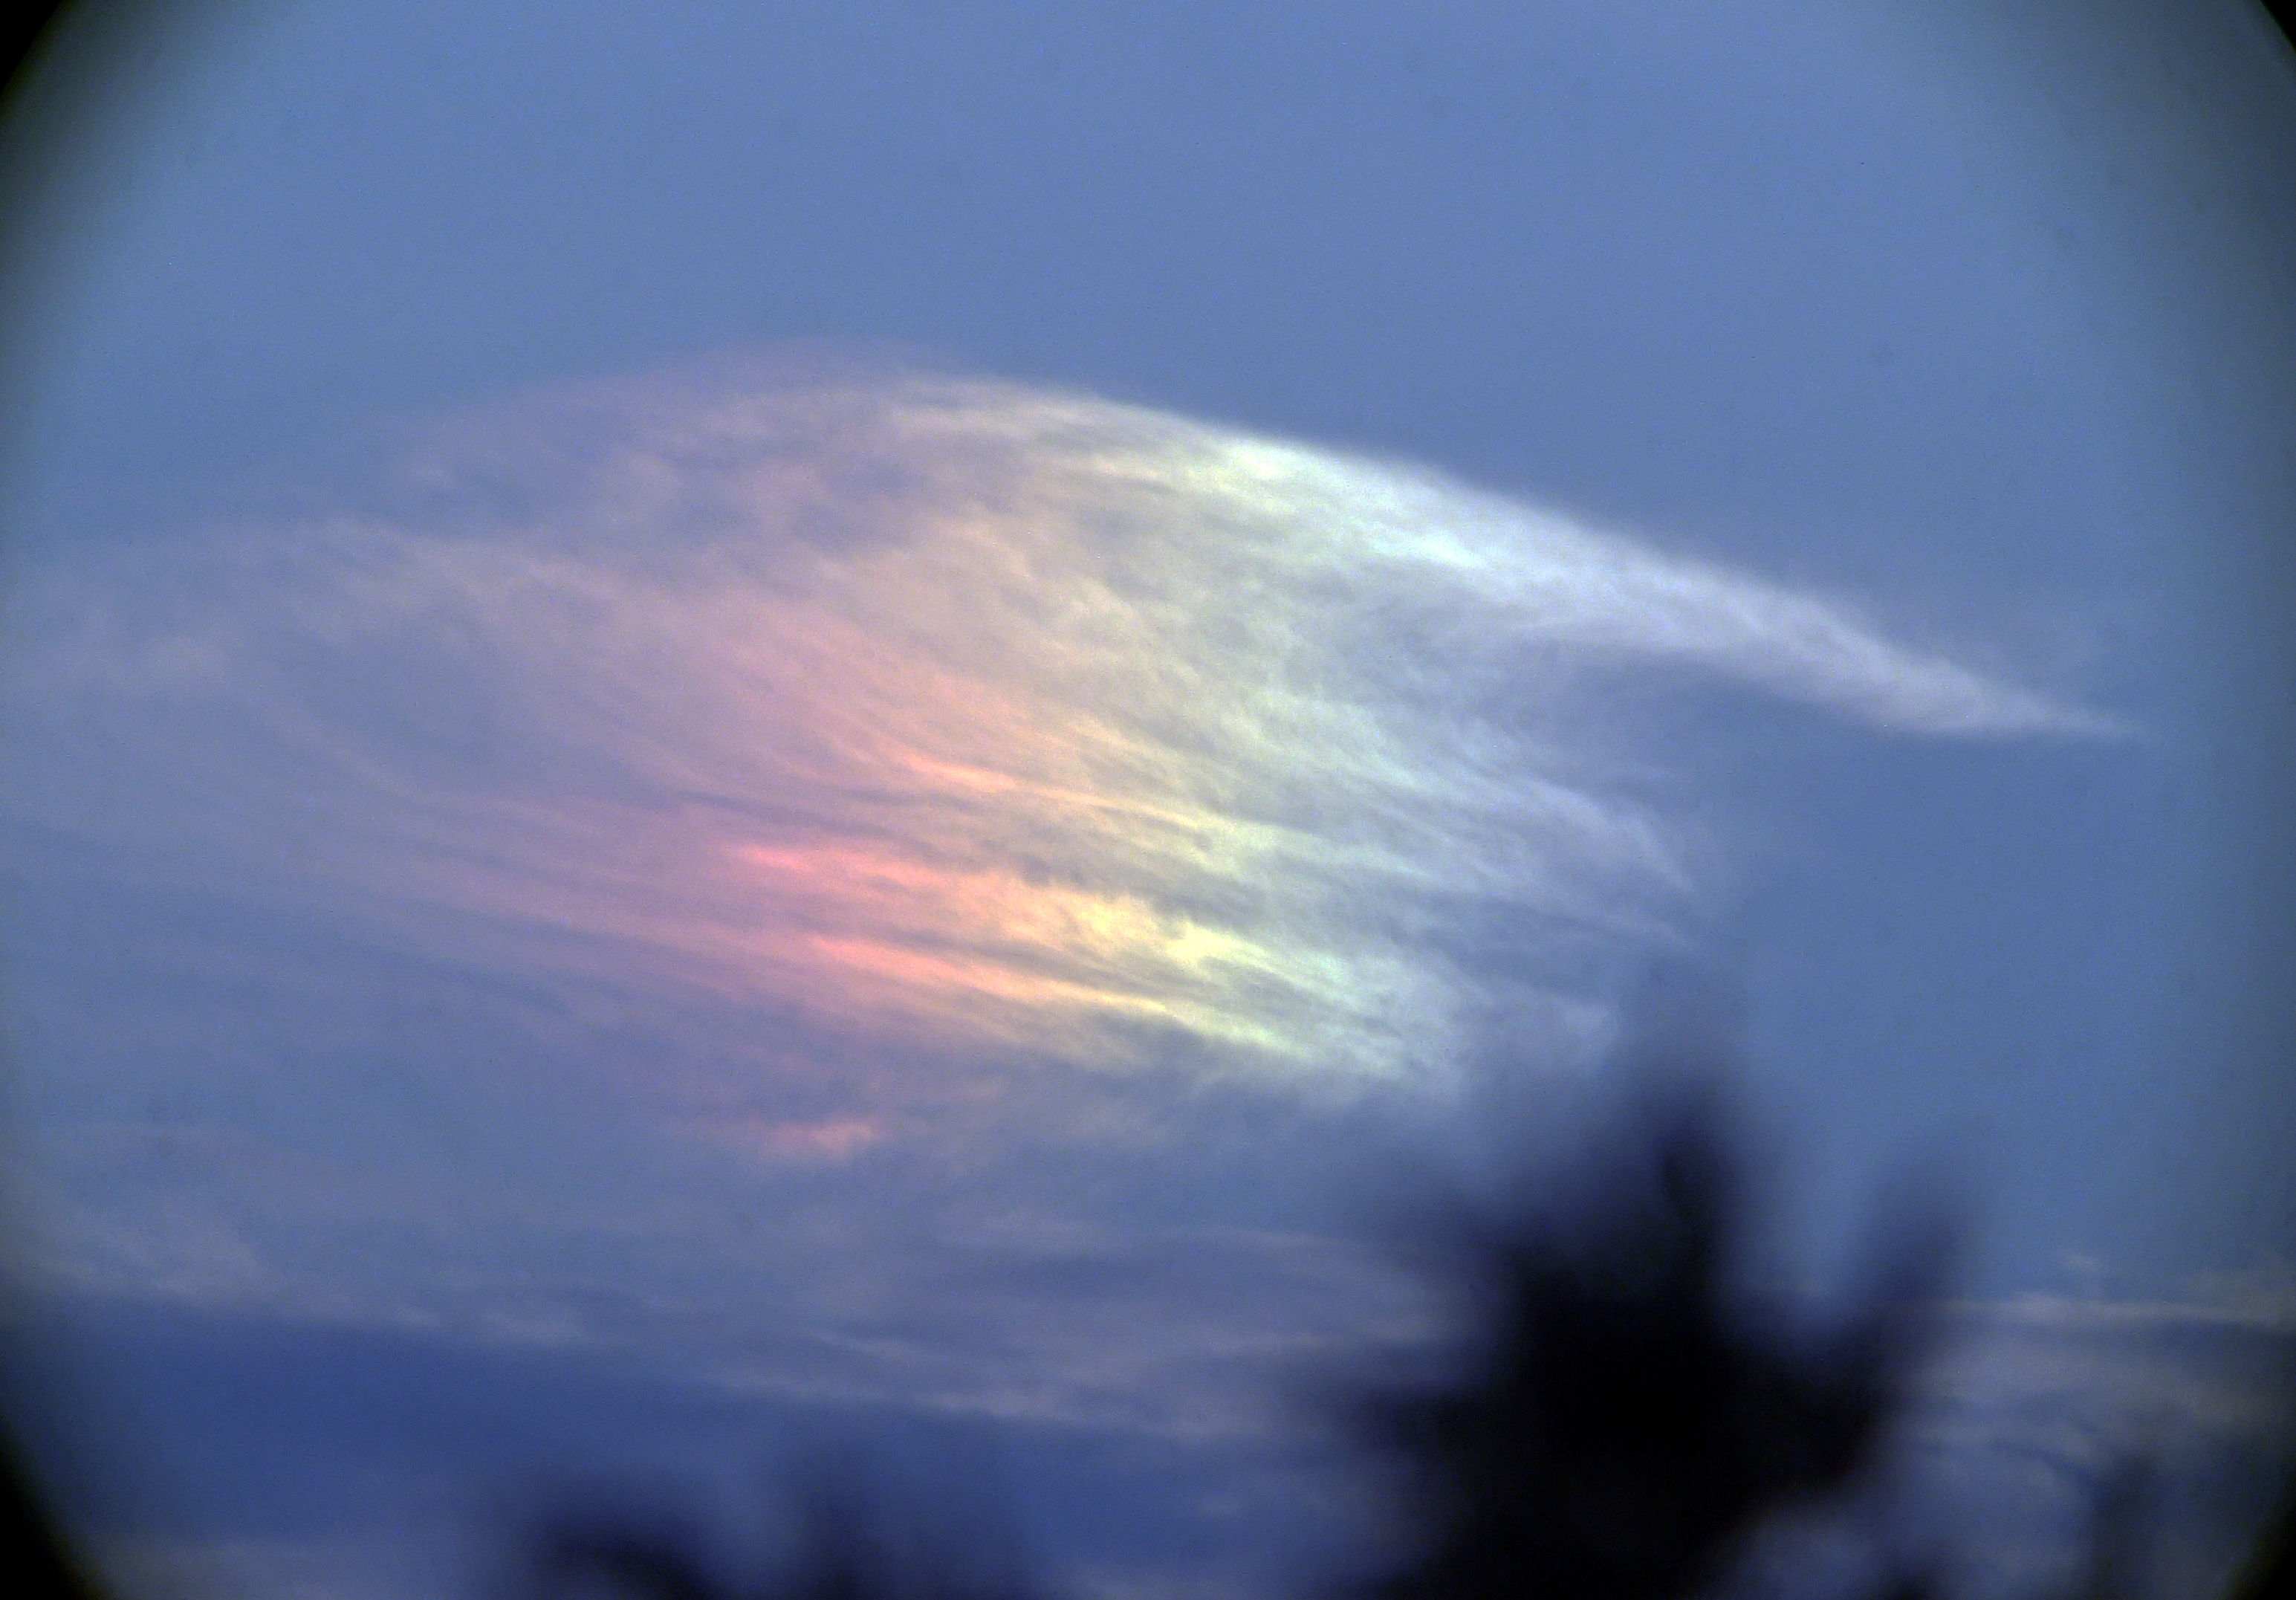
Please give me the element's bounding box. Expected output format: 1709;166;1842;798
1;364;2116;1113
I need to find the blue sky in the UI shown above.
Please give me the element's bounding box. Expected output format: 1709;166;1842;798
1;4;2292;1599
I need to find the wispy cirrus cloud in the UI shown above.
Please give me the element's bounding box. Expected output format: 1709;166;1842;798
0;358;2121;1140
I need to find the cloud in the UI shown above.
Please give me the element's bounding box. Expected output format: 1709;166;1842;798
22;1210;2284;1600
0;357;2121;1136
1890;1300;2296;1597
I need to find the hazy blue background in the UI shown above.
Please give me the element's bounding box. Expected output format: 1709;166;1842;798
1;4;2292;1599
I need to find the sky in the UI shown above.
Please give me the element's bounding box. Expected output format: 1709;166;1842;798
1;4;2293;1599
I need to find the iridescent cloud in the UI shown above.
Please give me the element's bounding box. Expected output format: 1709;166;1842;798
1;361;2119;1115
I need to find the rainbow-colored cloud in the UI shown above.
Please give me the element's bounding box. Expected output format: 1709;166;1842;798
1;362;2117;1121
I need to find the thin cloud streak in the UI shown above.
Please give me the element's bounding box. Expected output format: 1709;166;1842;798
1;360;2121;1112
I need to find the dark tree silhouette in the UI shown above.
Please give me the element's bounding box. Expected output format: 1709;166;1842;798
1335;1084;1951;1600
